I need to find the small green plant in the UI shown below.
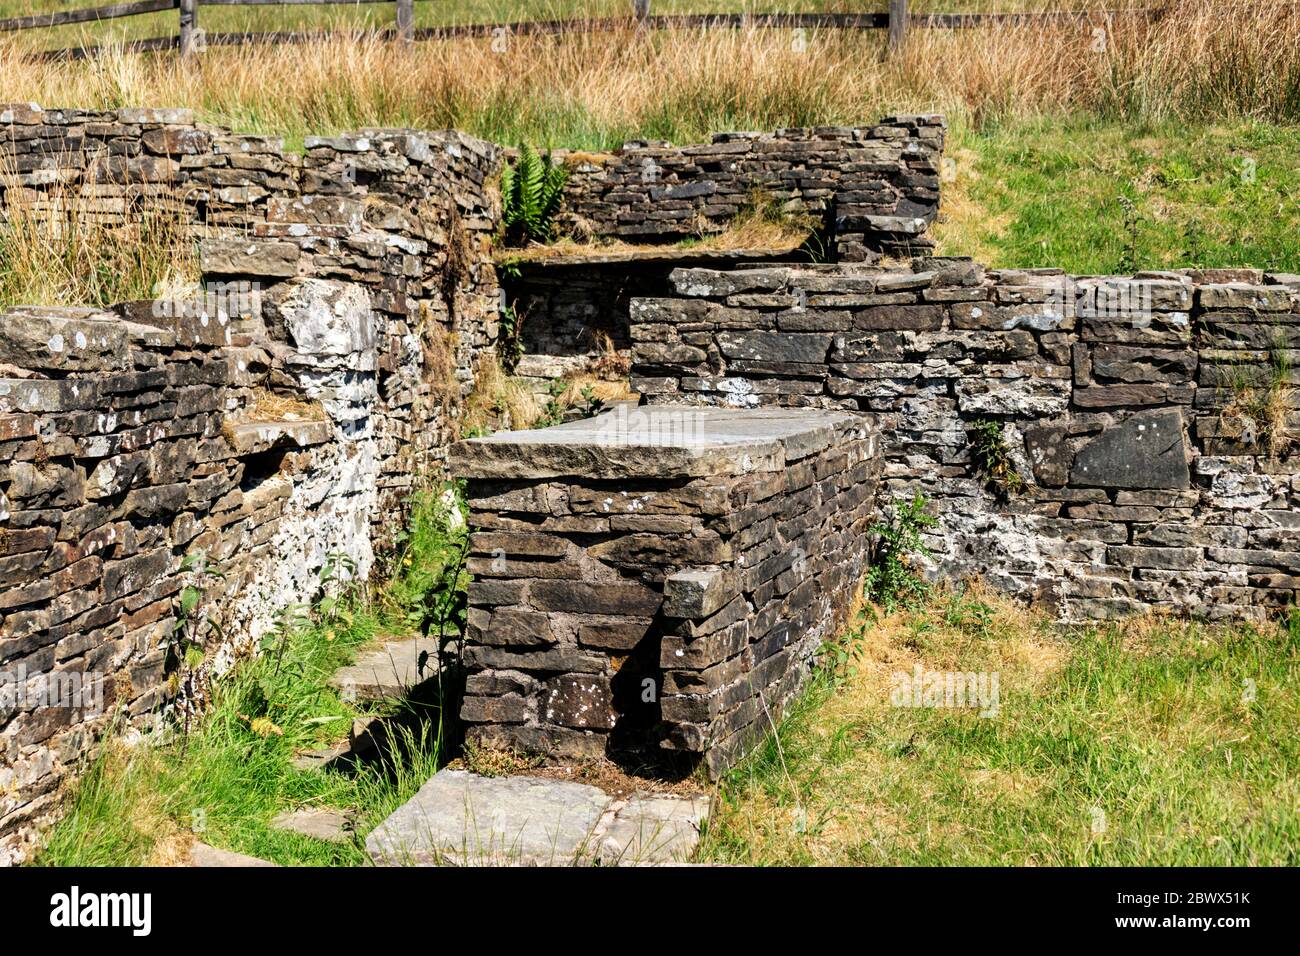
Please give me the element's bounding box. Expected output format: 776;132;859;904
383;482;471;643
577;384;605;418
864;492;939;613
532;379;569;430
939;584;997;638
1116;193;1142;272
170;551;225;656
165;551;227;748
825;603;872;680
498;302;525;373
316;550;359;623
500;143;567;247
969;418;1025;496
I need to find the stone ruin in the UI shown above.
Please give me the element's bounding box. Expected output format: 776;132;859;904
1;103;1297;862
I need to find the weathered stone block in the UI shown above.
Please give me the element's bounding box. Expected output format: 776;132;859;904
1071;411;1190;490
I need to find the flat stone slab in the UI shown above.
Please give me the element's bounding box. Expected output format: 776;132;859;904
292;742;352;772
366;769;613;866
499;245;802;268
449;407;868;480
597;793;711;866
1071;409;1190;490
269;808;354;844
328;636;441;704
224;419;332;455
189;842;278;867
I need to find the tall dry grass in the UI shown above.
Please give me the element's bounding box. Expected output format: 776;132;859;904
0;1;1294;147
0;175;199;308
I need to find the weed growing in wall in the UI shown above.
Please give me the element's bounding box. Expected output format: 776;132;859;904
864;492;939;614
166;552;228;745
382;484;470;642
498;302;525;372
969;418;1025;497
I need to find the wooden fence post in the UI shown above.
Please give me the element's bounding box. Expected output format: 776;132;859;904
633;0;651;21
396;0;413;45
179;0;198;60
888;0;907;54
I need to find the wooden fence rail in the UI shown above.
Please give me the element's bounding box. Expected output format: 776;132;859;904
0;1;1210;64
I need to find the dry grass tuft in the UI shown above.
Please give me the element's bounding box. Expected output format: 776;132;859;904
1222;348;1299;459
460;350;545;433
420;303;462;413
0;167;199;309
247;389;327;422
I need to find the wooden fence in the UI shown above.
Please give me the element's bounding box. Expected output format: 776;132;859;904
0;1;1180;63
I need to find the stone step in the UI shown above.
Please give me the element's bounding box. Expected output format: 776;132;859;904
189;841;278;867
292;716;385;772
269;807;355;844
365;768;709;866
327;635;443;705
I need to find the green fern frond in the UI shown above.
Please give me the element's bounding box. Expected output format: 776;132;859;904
500;142;568;246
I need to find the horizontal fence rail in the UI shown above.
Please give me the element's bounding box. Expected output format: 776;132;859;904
0;1;1276;64
0;0;177;33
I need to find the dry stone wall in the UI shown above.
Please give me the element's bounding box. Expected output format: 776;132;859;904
5;102;1296;856
450;408;880;775
557;116;945;260
1;104;503;520
0;106;503;863
629;260;1300;622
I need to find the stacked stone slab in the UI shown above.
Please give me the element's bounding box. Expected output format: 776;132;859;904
450;407;879;774
627;260;1300;621
557;116;945;260
503;249;797;400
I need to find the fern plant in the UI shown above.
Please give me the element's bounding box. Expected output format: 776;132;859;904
500;144;567;246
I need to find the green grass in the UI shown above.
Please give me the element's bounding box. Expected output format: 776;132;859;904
701;587;1300;866
36;484;468;867
936;116;1300;273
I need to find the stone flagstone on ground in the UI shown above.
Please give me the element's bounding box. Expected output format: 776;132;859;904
189;842;278;867
269;807;354;844
365;769;709;866
596;793;711;866
327;636;442;705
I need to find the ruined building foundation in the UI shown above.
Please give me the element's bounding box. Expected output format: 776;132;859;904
2;103;1297;860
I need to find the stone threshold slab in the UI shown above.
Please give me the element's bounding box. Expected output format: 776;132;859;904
365;769;710;867
449;406;868;480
